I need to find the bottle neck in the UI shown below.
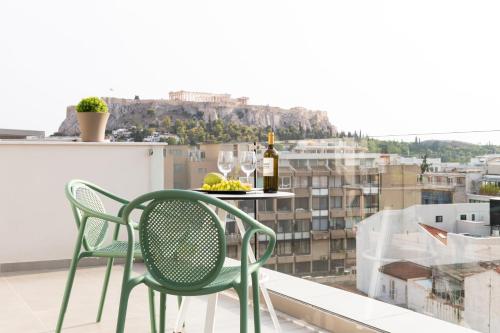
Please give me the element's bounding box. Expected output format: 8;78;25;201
268;143;274;149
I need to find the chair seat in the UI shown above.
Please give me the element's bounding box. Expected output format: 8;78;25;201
90;241;142;258
145;265;243;295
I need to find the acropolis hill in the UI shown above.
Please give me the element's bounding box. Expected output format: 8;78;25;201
57;91;335;136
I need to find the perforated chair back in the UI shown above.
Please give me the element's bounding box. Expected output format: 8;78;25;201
133;191;226;291
67;181;109;251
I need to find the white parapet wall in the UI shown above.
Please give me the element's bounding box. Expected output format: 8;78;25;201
0;141;166;267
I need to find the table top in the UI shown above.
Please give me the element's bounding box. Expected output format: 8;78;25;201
196;190;295;201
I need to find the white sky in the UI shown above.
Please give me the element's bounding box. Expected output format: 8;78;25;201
1;0;499;144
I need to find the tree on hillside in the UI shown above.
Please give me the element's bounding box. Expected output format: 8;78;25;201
162;116;172;131
420;154;431;174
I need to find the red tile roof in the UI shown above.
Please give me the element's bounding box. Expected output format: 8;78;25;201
419;223;448;245
379;261;432;281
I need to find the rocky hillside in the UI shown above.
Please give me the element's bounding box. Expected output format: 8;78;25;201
57;97;336;136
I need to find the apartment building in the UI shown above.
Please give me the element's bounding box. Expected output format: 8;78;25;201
164;140;381;280
250;140;382;279
165;140;469;283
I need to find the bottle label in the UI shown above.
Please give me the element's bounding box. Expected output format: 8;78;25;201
263;158;274;176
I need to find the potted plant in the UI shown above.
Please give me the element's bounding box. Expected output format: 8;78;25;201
76;97;109;142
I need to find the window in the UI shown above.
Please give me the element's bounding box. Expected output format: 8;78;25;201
293;239;310;254
313;260;329;272
259;221;275;242
259;241;272;257
225;220;236;234
293;176;309;188
279;176;291;189
277;263;293;274
259;198;274;212
294;219;311;233
295;197;309;211
312;196;328;210
331;239;344;252
197;167;207;174
277;220;293;233
422;191;452;204
309;159;326;167
364;194;378;209
295;261;310;274
330;217;345;229
331;259;344;274
460;214;467;221
312;217;329;231
330;196;343;209
389;280;396;300
290;159;308;169
329;176;344;188
277;198;292;212
238;201;255;214
346;238;356;250
436;215;443;223
200;151;206;160
277;240;292;256
347;196;360;208
312;176;328;188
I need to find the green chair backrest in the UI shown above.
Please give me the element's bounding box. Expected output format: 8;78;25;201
67;181;109;251
130;190;226;291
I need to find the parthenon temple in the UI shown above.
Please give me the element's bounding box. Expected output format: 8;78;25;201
169;90;249;105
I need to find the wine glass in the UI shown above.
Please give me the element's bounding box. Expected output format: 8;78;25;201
217;151;234;179
240;151;257;184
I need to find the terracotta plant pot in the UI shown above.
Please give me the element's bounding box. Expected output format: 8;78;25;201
76;112;110;142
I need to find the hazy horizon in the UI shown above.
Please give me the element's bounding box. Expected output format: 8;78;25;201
1;1;499;144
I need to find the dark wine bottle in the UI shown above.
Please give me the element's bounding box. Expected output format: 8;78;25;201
263;131;279;193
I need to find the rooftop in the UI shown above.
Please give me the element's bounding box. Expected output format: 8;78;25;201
0;128;45;139
432;260;500;280
379;261;432;281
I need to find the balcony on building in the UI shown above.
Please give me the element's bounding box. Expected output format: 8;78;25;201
0;141;478;333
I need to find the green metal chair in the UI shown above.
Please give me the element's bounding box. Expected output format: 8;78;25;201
55;180;157;333
116;189;276;333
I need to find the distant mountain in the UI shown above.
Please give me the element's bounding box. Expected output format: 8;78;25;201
57;97;336;139
366;139;500;163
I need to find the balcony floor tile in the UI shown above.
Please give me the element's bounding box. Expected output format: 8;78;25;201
1;265;317;333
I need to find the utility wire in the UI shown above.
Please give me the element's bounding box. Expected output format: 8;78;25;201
368;129;500;138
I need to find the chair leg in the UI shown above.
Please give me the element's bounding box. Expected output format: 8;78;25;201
159;293;167;333
237;286;248;333
96;257;114;322
148;288;157;333
116;282;133;333
55;254;81;333
251;272;261;333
